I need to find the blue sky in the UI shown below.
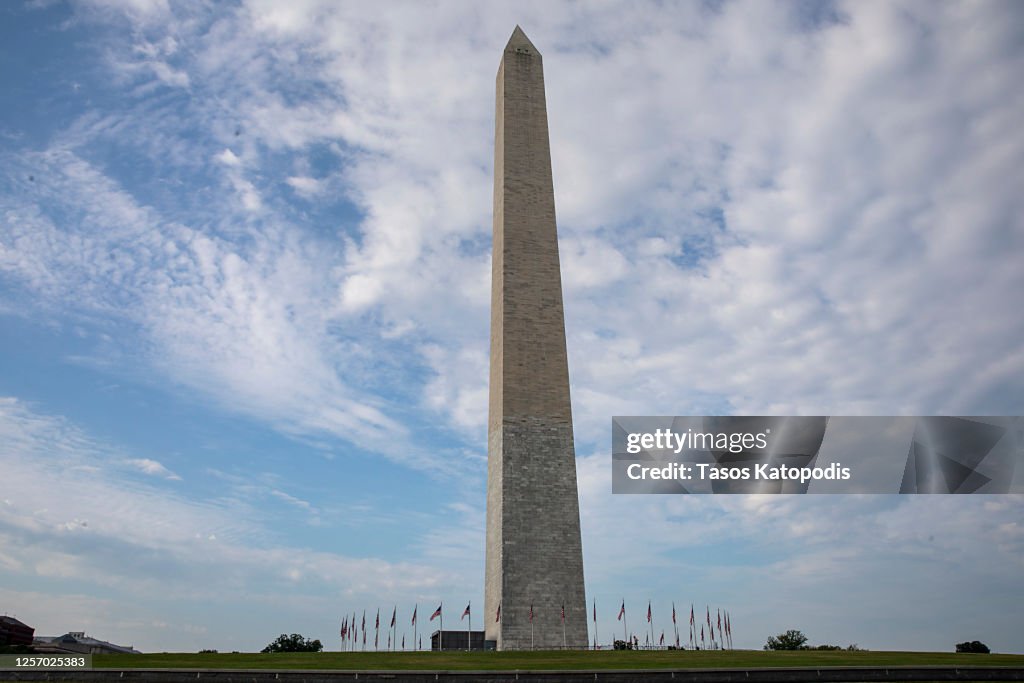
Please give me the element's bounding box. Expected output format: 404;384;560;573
2;0;1023;654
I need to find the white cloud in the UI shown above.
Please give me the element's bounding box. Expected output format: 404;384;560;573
0;148;457;473
125;458;182;480
215;148;242;166
285;175;325;198
0;398;458;650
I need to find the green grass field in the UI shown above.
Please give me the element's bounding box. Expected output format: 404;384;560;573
92;649;1024;671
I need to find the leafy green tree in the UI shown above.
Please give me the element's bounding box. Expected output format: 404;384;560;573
956;640;990;654
261;633;323;653
764;629;809;650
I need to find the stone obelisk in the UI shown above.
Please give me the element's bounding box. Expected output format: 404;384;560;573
485;26;587;651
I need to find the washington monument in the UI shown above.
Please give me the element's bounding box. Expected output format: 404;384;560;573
484;26;588;650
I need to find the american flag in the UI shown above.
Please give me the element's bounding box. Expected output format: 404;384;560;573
647;602;651;623
617;601;625;621
529;604;533;623
690;604;694;626
390;607;396;628
462;603;471;620
561;604;565;623
430;604;442;621
411;605;416;626
672;603;676;625
660;632;664;646
496;604;501;622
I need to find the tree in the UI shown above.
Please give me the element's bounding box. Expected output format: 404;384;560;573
956;640;990;654
261;633;323;653
764;629;809;651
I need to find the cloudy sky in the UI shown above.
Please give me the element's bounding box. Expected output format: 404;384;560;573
2;0;1023;655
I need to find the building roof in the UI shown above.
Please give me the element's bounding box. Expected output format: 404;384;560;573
0;615;33;629
33;632;141;654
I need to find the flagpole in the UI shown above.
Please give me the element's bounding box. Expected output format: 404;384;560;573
526;603;532;651
622;599;627;644
561;602;566;650
648;601;654;651
689;604;694;651
673;602;679;649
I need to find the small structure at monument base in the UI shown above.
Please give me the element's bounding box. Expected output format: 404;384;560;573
33;631;141;655
430;630;494;651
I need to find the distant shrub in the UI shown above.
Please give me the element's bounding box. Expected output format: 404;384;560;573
198;649;218;653
846;644;865;651
613;639;634;650
764;629;809;651
261;634;323;653
956;641;990;654
812;644;842;651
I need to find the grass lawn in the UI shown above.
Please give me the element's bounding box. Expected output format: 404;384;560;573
92;649;1024;671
